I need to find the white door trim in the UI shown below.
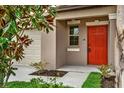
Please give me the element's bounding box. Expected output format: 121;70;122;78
109;13;117;20
86;20;109;26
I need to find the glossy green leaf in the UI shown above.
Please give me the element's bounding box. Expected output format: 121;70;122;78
15;8;22;18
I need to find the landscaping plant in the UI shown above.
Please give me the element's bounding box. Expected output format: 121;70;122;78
98;65;115;88
30;60;48;71
6;78;70;88
0;5;56;87
98;65;112;78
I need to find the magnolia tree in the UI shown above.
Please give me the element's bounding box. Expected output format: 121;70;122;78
0;5;56;87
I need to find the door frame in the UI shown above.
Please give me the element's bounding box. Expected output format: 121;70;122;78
86;21;109;65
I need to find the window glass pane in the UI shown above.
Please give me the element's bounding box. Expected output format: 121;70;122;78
70;40;74;45
75;40;78;45
70;26;79;35
70;27;74;35
70;36;79;45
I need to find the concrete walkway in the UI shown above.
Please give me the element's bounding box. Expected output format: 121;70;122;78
9;65;98;88
57;65;99;87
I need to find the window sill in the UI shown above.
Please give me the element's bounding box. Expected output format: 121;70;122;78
67;48;80;52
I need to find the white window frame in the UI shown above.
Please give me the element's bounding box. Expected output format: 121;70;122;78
68;25;79;46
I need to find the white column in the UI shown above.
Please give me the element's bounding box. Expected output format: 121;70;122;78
108;13;117;69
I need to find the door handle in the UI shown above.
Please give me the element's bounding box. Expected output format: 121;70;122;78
88;47;91;52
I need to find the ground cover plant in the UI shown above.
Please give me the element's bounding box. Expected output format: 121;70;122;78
6;78;71;88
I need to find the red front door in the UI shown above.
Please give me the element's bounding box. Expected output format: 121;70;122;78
87;25;108;65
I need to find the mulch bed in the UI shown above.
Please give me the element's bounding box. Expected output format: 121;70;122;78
29;70;68;77
101;76;116;88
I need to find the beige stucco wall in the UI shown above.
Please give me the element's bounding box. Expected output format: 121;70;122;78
66;19;85;65
41;31;56;70
56;20;67;68
56;6;116;20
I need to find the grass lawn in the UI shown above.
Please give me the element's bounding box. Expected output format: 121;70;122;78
82;72;102;88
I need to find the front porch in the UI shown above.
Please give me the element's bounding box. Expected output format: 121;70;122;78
56;15;116;69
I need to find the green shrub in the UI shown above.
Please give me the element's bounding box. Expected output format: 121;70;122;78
98;65;112;78
6;78;71;88
30;60;48;71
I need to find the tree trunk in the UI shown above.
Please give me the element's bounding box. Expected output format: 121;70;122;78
116;5;124;88
114;36;120;87
0;73;5;88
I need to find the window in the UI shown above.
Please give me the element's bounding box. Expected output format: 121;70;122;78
69;26;79;46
